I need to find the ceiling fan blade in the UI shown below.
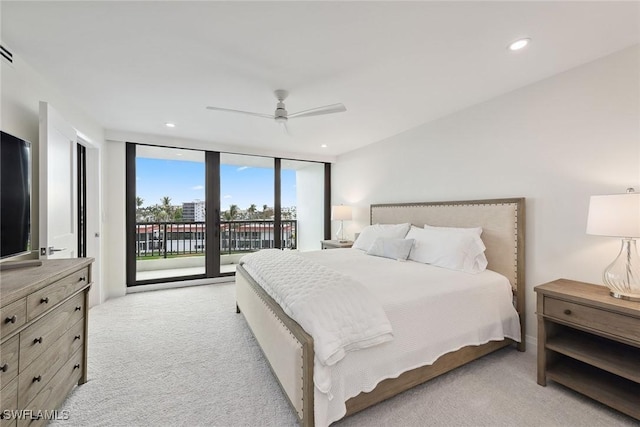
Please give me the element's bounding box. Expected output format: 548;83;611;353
281;121;291;136
206;106;274;120
288;103;346;119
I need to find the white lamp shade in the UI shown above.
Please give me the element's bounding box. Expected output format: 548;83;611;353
586;193;640;238
331;205;352;221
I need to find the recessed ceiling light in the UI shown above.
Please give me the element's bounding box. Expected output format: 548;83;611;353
165;122;176;128
508;38;531;51
321;144;328;148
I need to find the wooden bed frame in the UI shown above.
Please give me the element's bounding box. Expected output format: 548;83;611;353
236;197;525;426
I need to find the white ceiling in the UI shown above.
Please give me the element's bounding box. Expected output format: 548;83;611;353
2;1;639;158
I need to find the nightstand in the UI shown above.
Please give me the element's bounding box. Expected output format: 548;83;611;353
535;279;640;420
321;240;354;249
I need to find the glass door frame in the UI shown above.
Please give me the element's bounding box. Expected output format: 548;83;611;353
126;142;331;287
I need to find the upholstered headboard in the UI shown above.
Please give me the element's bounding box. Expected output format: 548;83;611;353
370;198;525;315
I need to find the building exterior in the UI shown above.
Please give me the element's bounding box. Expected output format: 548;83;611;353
135;220;296;256
182;200;206;222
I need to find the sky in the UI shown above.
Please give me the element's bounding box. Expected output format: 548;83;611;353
136;157;297;211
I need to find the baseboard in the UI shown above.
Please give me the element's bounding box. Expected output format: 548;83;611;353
525;334;537;355
126;276;235;293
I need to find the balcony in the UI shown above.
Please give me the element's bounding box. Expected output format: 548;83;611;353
135;220;297;281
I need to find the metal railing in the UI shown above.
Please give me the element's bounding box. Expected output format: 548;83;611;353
135;220;297;259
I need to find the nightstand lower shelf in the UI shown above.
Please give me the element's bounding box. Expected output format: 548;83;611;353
546;326;640;383
547;358;640;419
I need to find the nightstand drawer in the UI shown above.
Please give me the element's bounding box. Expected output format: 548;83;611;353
544;297;640;342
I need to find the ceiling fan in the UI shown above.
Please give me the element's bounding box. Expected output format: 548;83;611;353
206;90;346;132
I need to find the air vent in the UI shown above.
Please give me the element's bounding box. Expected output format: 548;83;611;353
1;44;14;65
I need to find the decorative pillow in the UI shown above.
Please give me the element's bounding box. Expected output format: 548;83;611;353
406;226;488;273
352;223;411;251
366;237;415;261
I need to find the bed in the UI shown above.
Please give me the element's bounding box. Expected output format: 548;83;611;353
235;198;525;426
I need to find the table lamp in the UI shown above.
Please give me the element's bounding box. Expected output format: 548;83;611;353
586;188;640;301
331;205;352;242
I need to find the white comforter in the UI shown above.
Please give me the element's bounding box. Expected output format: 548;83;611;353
300;249;521;427
240;249;394;378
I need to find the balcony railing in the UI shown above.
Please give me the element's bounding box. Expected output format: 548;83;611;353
135;220;297;259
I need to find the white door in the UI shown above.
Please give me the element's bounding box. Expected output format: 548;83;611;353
39;101;77;259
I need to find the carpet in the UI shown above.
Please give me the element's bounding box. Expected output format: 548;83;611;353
50;283;637;427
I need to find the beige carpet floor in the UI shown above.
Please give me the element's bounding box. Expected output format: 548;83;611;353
50;283;638;427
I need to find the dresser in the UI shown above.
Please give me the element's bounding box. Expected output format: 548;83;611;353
0;258;93;427
535;279;640;420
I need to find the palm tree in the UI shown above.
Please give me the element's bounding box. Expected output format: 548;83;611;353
135;197;145;221
247;204;257;219
161;196;171;209
160;196;174;222
227;204;239;220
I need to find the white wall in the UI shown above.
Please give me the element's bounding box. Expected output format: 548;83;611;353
296;162;325;251
103;142;127;299
332;45;640;346
1;54;107;306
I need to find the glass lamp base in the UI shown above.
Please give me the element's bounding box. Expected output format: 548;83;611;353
603;239;640;302
609;290;640;302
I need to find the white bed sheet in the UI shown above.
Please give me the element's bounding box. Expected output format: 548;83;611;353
299;248;521;426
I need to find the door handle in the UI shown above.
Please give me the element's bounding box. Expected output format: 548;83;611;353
41;247;66;256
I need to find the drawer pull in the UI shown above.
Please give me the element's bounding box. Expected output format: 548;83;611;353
0;363;8;372
40;297;49;304
5;315;17;324
564;309;572;315
73;364;81;370
33;375;42;382
74;335;81;340
78;276;86;282
33;337;43;344
75;306;82;311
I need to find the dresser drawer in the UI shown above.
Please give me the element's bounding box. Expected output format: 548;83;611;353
0;377;18;427
26;268;89;322
17;349;82;427
18;320;84;408
1;299;26;340
1;335;20;384
19;293;84;371
544;297;640;343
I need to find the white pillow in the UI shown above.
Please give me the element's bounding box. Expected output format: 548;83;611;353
352;223;411;251
424;224;482;236
367;237;414;261
406;226;488;273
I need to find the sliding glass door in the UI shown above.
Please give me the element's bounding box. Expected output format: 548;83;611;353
126;142;330;287
219;153;274;273
133;145;206;282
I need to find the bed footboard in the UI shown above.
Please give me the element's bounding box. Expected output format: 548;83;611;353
236;265;315;426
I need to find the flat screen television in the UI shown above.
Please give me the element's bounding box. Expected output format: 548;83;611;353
1;131;32;259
